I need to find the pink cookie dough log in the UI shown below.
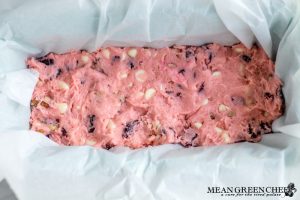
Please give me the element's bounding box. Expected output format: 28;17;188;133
27;43;284;149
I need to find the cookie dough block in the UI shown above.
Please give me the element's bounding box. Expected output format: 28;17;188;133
27;43;284;149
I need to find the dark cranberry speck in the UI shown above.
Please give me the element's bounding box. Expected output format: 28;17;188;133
210;113;216;120
122;120;139;138
247;124;255;135
92;65;108;76
88;127;95;133
165;90;173;94
38;58;54;66
198;82;205;93
180;129;198;147
205;52;212;65
112;55;120;62
231;95;245;106
176;92;182;97
177;84;183;89
87;114;96;133
56;68;63;77
250;133;258;139
276;87;285;114
276;87;284;98
104;143;115;150
259;121;271;131
128;61;135;69
178;69;185;75
185;50;193;58
264;92;274;101
61;127;67;136
241;55;251;63
193;72;197;79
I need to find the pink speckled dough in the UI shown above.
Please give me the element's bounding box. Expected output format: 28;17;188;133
27;43;284;149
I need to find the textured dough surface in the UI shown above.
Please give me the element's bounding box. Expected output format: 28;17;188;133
27;43;284;149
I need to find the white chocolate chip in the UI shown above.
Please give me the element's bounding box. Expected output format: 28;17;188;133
121;52;127;61
57;80;69;90
245;97;255;106
202;98;209;106
144;88;156;100
136;92;145;99
48;124;58;131
76;106;81;110
36;129;45;134
44;96;52;103
222;132;231;143
128;48;137;58
234;47;244;53
35;121;42;127
81;55;89;63
153;120;161;130
85;139;97;146
194;122;203;129
119;95;126;103
167;63;177;68
107;119;116;130
102;49;110;59
215;127;224;134
147;122;152;129
56;103;68;114
268;75;273;81
264;111;269;117
128;82;133;88
135;69;147;82
148;135;156;142
227;110;235;117
212;71;221;77
218;104;230;112
159;84;164;91
239;64;245;76
118;72;128;79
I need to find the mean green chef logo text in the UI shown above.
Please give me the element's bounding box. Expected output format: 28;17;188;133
207;183;297;198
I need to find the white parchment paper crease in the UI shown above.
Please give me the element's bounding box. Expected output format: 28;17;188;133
0;0;299;199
